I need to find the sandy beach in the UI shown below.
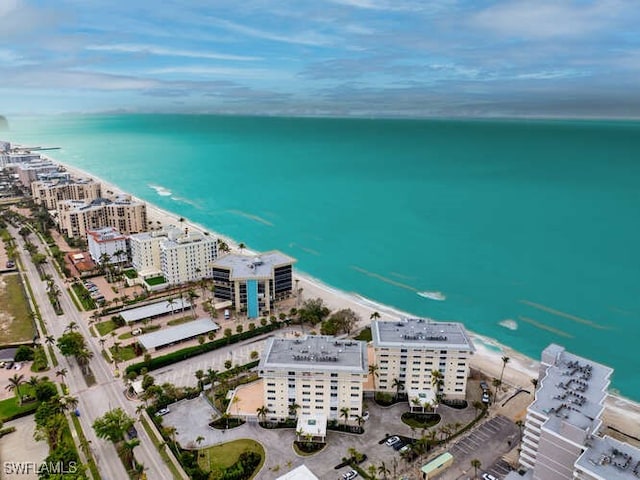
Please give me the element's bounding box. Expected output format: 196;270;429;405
51;156;640;440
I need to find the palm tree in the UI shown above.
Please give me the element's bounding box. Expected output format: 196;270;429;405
166;297;177;316
431;369;444;400
411;397;422;412
195;370;204;391
377;461;390;480
65;321;79;332
206;368;218;388
62;395;79;412
531;377;539;391
27;376;41;388
354;415;365;430
367;464;377;480
45;335;56;345
496;355;510;399
195;435;204;448
391;377;404;400
288;402;301;418
256;405;269;423
56;368;68;383
123;438;141;469
492;378;502;402
340;407;350;426
368;363;379;389
6;374;25;404
369;311;381;321
76;349;94;374
238;242;246;253
470;459;482;479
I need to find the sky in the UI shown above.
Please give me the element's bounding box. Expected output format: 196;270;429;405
2;0;640;117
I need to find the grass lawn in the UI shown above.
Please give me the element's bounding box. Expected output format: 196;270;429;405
145;275;167;286
0;394;39;421
70;283;96;310
123;269;138;279
0;273;35;343
167;316;197;327
110;345;139;362
198;439;264;473
401;412;441;429
353;327;372;342
96;319;118;336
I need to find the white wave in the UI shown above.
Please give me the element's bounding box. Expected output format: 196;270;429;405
417;291;446;301
148;184;172;196
499;319;518;331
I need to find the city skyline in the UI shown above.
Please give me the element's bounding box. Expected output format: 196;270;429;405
2;0;640;117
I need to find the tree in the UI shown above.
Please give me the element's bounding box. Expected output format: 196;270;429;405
297;298;330;326
256;405;269;423
369;311;381;321
76;348;94;374
496;355;510;399
392;378;404;399
65;321;79;333
340;407;350;426
471;459;482;479
367;464;377;480
378;461;390;480
288;402;301;418
5;374;25;404
122;438;141;469
195;370;204;391
196;435;204;448
531;377;539;390
61;395;79;412
44;335;56;345
431;369;444;399
93;408;135;444
57;331;86;358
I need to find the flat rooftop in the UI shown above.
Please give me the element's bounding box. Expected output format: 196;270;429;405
120;298;191;324
88;227;126;241
137;318;219;350
211;251;295;280
371;318;475;352
276;465;319;480
576;435;640;480
530;344;612;433
259;335;368;374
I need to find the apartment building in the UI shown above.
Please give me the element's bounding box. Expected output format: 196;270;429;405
32;178;101;210
211;251;295;318
574;435;640;480
87;227;128;265
57;195;147;239
12;160;63;187
371;318;475;402
258;335;368;423
129;226;217;285
517;344;612;480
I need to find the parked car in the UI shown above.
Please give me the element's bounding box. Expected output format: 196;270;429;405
362;411;370;421
126;426;138;440
132;328;142;336
480;381;489;391
157;407;170;416
385;436;401;447
13;363;22;370
482;392;490;404
74;409;80;417
399;444;411;454
342;470;358;480
5;361;14;369
482;474;497;480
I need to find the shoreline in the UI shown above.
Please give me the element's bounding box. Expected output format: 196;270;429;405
44;155;640;438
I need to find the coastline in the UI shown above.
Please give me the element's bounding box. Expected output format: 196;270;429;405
48;156;640;439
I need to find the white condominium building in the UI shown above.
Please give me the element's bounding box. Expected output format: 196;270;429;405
32;178;101;210
87;227;128;265
371;319;475;401
129;226;217;285
57;194;147;239
518;344;612;480
259;335;368;422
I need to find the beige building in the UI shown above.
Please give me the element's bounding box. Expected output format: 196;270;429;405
57;194;147;240
129;225;217;285
32;178;101;210
258;335;368;423
371;318;475;402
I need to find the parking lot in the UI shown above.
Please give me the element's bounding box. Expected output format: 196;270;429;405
443;415;519;479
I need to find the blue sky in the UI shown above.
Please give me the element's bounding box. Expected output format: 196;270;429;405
2;0;640;117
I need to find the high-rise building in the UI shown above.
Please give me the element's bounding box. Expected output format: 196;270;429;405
371;318;475;401
32;178;101;210
87;227;128;265
259;335;368;423
211;251;295;318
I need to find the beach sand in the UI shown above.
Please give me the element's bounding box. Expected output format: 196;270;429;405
53;158;640;441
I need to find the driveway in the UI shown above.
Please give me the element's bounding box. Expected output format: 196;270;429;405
162;396;483;480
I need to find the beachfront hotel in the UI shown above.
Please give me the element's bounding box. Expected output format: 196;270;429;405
210;251;295;319
505;344;640;480
258;335;368;426
57;194;147;239
87;227;128;265
129;225;217;285
371;318;475;402
32;177;102;211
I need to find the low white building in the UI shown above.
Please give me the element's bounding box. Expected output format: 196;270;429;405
87;227;128;264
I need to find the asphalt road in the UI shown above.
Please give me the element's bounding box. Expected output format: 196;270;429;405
12;226;171;480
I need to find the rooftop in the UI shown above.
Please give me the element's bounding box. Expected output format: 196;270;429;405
296;414;327;438
576;435;640;479
371;318;475;352
120;298;191;324
137;318;219;350
211;251;296;280
88;227;126;242
530;344;612;433
276;465;319;480
259;335;368;374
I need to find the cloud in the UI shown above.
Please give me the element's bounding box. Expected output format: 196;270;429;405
325;0;451;12
148;66;291;80
209;18;335;47
0;68;158;90
86;44;260;61
472;0;628;39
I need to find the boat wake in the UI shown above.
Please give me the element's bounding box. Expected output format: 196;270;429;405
417;291;446;301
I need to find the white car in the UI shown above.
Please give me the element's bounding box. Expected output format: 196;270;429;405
157;407;170;416
13;363;22;370
342;470;358;480
482;473;497;480
385;436;401;447
362;411;370;421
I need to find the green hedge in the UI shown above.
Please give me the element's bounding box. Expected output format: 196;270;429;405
125;322;282;375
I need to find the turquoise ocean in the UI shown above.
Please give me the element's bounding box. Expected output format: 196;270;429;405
5;115;640;400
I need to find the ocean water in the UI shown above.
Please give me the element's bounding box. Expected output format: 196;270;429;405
5;115;640;400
